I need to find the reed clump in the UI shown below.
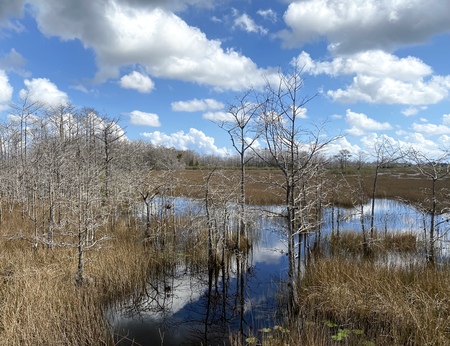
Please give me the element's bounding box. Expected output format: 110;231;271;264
296;256;450;345
0;214;157;345
330;231;417;257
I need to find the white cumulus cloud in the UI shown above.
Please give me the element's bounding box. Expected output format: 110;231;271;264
171;98;224;112
0;70;13;110
401;106;427;117
411;122;450;136
345;109;392;136
234;13;267;35
279;0;450;54
202;111;235;122
321;136;361;157
120;71;155;93
296;51;450;105
128;110;161;127
20;78;69;106
31;0;275;91
141;128;230;156
443;114;450;126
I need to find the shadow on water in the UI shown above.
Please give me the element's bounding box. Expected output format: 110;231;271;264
110;198;450;345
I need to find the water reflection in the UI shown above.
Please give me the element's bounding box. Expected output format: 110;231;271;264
112;204;288;345
111;198;450;345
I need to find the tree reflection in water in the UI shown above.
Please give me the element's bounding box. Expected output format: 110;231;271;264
111;242;284;346
111;198;450;345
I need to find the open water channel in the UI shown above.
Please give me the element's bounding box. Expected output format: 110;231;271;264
109;198;449;345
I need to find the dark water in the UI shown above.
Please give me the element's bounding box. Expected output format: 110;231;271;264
111;208;289;346
110;198;449;345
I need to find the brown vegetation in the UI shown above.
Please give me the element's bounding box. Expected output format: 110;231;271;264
0;214;155;345
1;166;449;345
296;255;450;345
176;166;450;210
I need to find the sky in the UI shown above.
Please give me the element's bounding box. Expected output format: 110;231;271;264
1;0;450;159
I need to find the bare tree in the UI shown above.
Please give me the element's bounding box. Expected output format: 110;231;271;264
7;93;43;218
407;148;450;264
217;90;260;248
368;137;403;245
257;64;337;314
92;112;126;203
334;149;351;170
202;166;238;267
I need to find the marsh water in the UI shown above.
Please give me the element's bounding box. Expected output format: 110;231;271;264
110;198;449;346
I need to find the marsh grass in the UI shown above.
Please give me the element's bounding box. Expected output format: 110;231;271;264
175;170;284;205
330;231;418;256
295;248;450;345
176;167;450;210
0;211;161;345
2;167;449;345
234;230;445;346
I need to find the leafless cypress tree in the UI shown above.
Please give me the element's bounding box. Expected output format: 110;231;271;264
217;90;260;249
407;148;450;264
368;137;403;247
95;114;125;204
257;64;337;314
7;93;43;218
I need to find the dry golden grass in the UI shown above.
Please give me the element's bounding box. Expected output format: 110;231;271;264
174;169;284;205
297;255;450;345
1;166;449;345
330;231;418;256
176;166;450;209
0;214;156;345
328;168;450;210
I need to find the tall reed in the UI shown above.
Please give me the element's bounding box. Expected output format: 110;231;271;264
296;254;450;345
0;213;156;345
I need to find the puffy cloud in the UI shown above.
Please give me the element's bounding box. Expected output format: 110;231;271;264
297;50;432;81
141;128;230;156
321;136;361;157
401;132;440;154
401;106;427;117
360;133;399;150
171;98;224;112
278;0;450;54
31;0;274;91
0;70;13;110
357;132;446;158
328;75;450;105
411;122;450;136
297;51;450;105
234;13;267;35
345;109;392;136
128;110;161;127
0;48;29;76
257;9;277;22
297;107;308;119
443;114;450;126
20;78;69;106
120;71;155;93
0;0;26;34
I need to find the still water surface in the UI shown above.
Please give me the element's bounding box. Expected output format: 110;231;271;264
110;198;448;345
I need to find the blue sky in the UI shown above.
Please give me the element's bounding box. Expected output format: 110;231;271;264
1;0;450;159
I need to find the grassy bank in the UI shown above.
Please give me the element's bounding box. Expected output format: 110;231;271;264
0;217;155;345
297;255;450;345
235;232;450;346
175;166;450;209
